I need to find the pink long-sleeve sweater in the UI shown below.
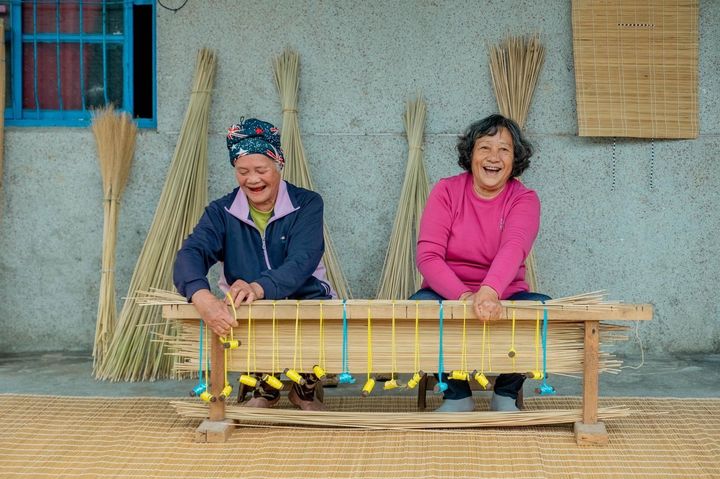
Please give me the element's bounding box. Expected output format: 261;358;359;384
417;172;540;300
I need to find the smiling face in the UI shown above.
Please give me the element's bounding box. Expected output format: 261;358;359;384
470;127;514;199
233;153;281;211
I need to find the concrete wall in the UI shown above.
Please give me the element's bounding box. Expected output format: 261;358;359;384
1;1;718;354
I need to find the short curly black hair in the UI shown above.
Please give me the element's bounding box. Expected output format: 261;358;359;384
457;114;533;178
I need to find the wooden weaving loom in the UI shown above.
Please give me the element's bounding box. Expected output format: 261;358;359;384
161;298;652;445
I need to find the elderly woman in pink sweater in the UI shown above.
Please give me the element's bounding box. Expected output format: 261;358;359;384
412;114;549;412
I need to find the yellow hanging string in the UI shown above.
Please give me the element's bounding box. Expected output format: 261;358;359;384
509;302;517;372
366;305;373;381
480;321;487;374
250;303;256;373
203;322;209;388
487;320;492;372
390;301;397;382
319;301;325;370
461;301;468;373
293;301;303;370
414;301;420;372
243;299;251;375
272;302;278;376
225;293;238;387
535;309;541;373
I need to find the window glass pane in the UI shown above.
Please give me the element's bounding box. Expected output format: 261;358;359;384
84;42;122;109
106;2;123;35
58;2;81;34
22;2;89;35
22;42;58;109
82;1;123;35
3;11;10;107
22;3;54;34
105;42;123;106
82;2;102;33
23;41;122;112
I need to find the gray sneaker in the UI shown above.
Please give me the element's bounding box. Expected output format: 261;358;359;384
490;393;520;412
434;397;475;412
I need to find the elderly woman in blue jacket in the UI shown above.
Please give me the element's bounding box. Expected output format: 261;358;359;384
174;118;333;410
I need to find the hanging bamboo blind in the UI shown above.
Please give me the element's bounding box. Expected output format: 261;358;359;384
571;0;699;139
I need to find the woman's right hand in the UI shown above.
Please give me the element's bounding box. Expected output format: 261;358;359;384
469;286;503;322
191;289;238;336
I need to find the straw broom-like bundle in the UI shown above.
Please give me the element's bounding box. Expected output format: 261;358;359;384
91;106;137;373
488;34;545;292
376;95;429;299
272;49;351;299
96;49;217;381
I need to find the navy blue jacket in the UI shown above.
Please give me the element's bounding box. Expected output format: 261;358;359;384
174;181;333;301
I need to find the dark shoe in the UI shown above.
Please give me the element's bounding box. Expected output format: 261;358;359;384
242;395;280;408
288;382;325;411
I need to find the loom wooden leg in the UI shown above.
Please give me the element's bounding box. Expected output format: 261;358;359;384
316;380;325;402
574;320;608;446
516;385;524;410
195;331;233;443
195;419;234;443
417;373;429;410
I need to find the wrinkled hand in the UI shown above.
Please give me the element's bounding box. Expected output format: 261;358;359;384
225;279;265;307
192;289;237;336
471;286;503;322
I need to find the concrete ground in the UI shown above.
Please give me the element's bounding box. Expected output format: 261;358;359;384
1;351;718;399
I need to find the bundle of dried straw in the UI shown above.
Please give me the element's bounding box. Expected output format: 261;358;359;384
91;106;137;373
273;49;351;299
376;95;429;299
96;49;217;381
488;34;545;291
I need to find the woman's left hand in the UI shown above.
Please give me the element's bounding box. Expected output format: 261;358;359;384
471;286;502;322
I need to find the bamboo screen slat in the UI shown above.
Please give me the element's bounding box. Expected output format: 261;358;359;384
571;0;698;139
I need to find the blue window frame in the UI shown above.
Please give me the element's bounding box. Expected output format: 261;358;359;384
2;0;156;127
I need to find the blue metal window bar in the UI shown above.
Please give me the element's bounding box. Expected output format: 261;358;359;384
4;0;156;127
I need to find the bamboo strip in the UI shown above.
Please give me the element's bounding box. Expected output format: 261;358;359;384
488;34;545;292
171;401;630;429
96;49;217;381
376;95;429;300
273;49;351;298
91;106;137;373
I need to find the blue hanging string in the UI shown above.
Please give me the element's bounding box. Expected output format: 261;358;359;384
436;301;448;393
538;301;556;395
338;299;355;384
190;321;207;396
198;320;203;378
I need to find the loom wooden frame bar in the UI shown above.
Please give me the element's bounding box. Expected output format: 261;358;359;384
162;300;652;445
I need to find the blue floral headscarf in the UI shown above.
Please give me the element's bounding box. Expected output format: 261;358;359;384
226;118;285;169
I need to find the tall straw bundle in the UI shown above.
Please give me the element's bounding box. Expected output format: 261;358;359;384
488;34;545;291
273;49;351;299
376;95;429;299
96;49;217;381
91;106;137;373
